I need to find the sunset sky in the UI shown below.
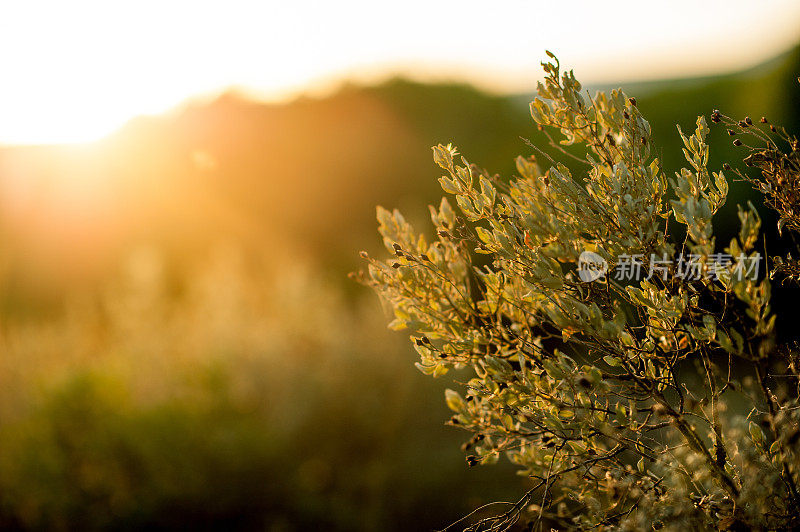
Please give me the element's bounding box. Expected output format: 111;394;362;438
1;0;799;144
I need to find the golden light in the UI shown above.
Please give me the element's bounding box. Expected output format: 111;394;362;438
0;0;799;145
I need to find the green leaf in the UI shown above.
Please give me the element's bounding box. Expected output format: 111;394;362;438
445;389;465;412
749;421;764;445
475;226;494;245
439;177;459;195
432;144;455;169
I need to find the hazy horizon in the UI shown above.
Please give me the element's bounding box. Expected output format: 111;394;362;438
3;39;799;150
1;0;799;145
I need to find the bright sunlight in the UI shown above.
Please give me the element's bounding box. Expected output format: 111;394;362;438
1;0;799;144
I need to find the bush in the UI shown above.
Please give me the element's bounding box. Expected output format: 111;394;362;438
364;53;800;530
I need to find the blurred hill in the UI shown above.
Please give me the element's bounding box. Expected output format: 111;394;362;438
0;45;798;309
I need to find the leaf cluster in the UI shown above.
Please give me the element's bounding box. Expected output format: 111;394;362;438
362;54;800;531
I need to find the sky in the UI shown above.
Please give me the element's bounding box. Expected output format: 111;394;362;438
0;0;799;145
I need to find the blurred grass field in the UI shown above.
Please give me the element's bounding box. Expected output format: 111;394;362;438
0;46;797;530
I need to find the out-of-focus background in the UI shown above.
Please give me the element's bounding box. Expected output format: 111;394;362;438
0;1;798;529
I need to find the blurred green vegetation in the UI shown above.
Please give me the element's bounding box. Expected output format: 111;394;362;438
0;46;797;530
0;254;520;530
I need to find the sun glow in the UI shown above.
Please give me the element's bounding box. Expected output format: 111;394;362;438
1;0;800;145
